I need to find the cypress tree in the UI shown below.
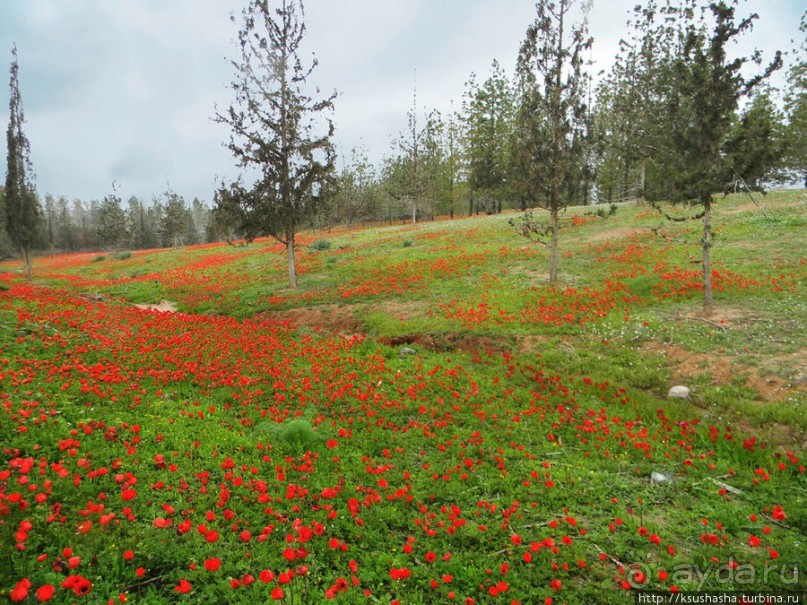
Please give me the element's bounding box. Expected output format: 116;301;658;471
5;45;41;278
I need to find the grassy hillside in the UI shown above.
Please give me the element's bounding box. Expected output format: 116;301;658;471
1;191;805;603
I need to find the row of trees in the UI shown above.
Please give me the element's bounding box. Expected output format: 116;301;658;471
1;184;213;259
210;0;803;315
308;5;805;238
336;8;804;219
4;1;806;305
36;190;212;254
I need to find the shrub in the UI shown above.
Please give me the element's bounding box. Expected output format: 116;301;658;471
253;418;325;453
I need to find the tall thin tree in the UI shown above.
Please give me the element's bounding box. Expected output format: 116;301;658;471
5;45;41;279
512;0;592;283
443;103;463;220
783;13;806;187
465;60;513;215
395;88;441;224
215;0;335;288
661;0;781;315
593;1;674;205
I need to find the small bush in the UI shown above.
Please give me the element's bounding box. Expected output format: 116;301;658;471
311;239;332;251
597;203;618;218
113;251;133;261
583;204;619;219
92;255;107;262
253;418;326;454
403;239;415;248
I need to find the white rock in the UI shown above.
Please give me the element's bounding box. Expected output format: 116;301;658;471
651;471;671;485
668;385;691;399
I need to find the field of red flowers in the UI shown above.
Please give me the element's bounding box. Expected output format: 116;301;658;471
1;194;805;603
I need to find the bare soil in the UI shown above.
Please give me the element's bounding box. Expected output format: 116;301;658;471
383;332;511;355
133;300;178;312
639;341;806;403
268;303;364;334
584;225;646;243
268;301;512;354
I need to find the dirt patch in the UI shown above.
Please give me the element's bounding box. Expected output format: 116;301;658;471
516;334;578;354
269;300;431;336
377;300;430;322
585;226;645;243
672;304;756;328
133;300;178;313
384;333;511;355
640;341;805;403
721;200;765;214
517;334;553;354
268;303;363;335
509;267;550;282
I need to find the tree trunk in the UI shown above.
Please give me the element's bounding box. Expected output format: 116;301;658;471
449;176;455;219
21;246;33;280
701;199;713;316
637;157;647;206
286;226;298;289
549;207;560;283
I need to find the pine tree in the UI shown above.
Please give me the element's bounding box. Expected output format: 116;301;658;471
593;1;674;205
783;14;806;187
215;0;335;288
0;186;13;258
56;195;75;252
723;89;786;190
96;190;128;250
394;88;442;224
511;0;592;283
464;61;513;215
443;105;463;220
161;189;191;247
660;0;781;315
5;45;42;278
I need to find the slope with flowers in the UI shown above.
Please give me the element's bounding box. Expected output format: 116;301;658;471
1;191;805;604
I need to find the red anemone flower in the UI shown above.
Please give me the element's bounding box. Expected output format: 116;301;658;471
36;584;56;601
204;558;221;572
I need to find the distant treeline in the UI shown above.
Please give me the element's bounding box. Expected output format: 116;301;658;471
0;188;216;258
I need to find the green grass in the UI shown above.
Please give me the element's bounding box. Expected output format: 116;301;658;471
0;190;804;603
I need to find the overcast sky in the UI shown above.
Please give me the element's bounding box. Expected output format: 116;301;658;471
0;0;803;204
